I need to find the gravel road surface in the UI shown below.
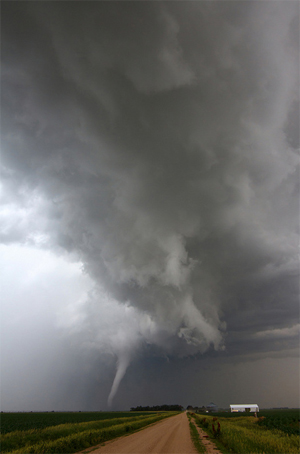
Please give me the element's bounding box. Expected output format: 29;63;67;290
79;412;197;454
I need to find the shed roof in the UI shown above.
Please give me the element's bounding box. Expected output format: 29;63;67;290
230;404;258;407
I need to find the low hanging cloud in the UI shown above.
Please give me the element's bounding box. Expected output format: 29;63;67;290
1;1;299;407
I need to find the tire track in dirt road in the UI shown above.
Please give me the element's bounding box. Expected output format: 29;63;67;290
78;412;197;454
191;420;222;454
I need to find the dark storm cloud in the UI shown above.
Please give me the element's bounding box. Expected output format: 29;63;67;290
1;1;299;407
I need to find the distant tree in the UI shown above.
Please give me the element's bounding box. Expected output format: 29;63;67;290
130;404;183;412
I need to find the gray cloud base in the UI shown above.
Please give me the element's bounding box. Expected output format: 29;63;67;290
1;1;299;409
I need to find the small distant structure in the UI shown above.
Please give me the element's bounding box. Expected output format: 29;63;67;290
230;404;259;413
206;402;218;412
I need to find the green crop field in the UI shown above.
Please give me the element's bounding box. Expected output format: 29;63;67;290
0;411;176;453
0;411;156;434
198;409;299;420
192;410;300;454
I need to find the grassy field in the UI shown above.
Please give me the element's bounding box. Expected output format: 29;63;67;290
200;409;299;420
0;411;156;434
0;411;176;453
192;410;300;454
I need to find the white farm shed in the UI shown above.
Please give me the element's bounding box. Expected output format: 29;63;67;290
230;404;259;413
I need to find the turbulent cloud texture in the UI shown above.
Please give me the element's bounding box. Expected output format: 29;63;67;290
1;1;299;409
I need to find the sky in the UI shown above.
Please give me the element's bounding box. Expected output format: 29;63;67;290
1;1;299;412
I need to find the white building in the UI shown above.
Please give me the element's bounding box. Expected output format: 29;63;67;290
230;404;259;413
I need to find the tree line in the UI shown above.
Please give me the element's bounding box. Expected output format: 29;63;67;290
130;405;183;412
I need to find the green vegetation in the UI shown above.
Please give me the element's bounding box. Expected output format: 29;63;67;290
0;411;153;434
189;421;206;453
199;409;299;419
1;412;174;453
192;412;300;454
187;413;206;453
257;411;299;436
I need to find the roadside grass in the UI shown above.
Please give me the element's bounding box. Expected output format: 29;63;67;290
193;414;299;454
1;413;175;454
187;412;228;454
189;420;206;453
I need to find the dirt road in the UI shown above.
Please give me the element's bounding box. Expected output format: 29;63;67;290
79;412;197;454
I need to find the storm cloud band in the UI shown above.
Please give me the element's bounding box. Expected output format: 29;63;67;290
1;1;299;409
